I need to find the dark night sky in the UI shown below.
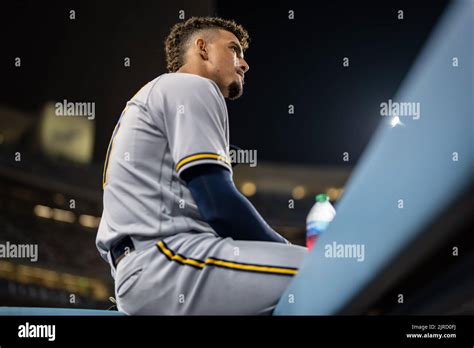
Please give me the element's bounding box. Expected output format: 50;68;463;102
0;0;448;166
216;0;449;165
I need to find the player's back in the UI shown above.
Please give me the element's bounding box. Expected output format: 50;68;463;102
96;73;227;261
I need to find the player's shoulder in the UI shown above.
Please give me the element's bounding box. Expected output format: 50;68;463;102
154;73;222;97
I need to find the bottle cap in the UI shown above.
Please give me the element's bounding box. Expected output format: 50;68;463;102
315;193;329;203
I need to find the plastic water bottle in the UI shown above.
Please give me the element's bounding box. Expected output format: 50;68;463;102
306;193;336;249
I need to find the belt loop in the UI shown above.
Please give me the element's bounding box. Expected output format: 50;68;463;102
107;250;117;273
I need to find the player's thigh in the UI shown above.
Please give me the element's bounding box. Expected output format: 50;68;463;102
117;234;308;315
188;238;308;315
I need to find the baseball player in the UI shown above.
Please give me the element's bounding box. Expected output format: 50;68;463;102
96;16;308;315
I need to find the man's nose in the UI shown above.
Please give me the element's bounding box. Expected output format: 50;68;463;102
240;58;250;73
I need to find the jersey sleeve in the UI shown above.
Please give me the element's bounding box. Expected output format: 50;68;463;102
151;74;232;178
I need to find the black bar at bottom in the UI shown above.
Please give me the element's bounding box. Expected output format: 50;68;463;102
0;315;472;345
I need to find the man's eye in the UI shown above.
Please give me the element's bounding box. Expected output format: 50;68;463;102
231;46;242;58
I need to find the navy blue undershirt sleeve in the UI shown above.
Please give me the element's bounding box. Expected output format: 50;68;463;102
181;164;289;244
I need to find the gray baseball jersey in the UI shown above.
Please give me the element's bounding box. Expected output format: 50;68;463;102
97;73;231;262
96;72;308;315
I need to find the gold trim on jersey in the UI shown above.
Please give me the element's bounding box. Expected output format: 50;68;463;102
175;153;231;171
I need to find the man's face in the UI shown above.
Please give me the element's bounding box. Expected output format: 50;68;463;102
205;30;250;100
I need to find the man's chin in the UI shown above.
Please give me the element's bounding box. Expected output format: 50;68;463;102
227;81;243;100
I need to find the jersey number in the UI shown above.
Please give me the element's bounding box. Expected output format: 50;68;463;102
102;108;126;188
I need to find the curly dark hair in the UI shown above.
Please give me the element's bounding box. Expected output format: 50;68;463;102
164;16;250;73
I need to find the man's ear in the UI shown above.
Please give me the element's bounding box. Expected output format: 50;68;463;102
195;37;209;60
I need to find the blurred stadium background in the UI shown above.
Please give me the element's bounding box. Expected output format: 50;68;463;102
0;0;453;309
